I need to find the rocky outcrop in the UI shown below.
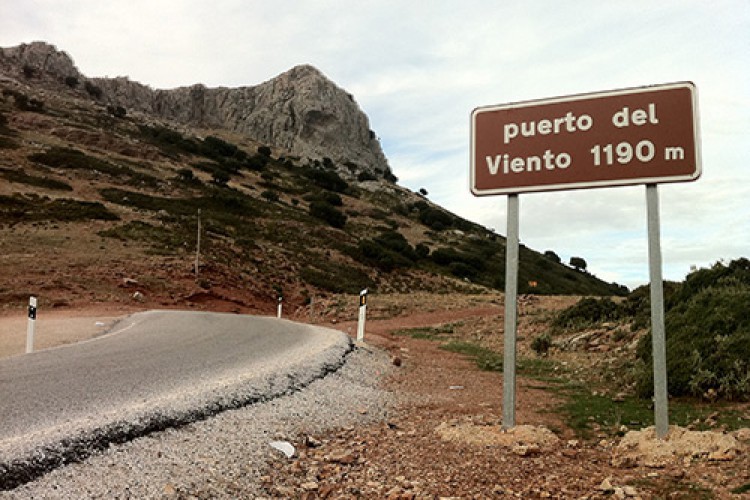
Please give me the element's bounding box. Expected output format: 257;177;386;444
0;41;81;82
0;42;392;178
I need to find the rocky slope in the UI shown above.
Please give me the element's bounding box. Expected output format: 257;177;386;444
0;40;624;315
0;41;391;179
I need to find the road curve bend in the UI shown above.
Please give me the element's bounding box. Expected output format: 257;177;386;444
0;310;351;490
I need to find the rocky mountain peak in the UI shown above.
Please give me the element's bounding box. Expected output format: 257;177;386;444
0;42;393;180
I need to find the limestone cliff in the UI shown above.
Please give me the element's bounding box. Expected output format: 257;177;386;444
0;42;392;178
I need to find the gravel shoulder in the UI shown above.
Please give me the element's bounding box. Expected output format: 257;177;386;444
1;341;395;499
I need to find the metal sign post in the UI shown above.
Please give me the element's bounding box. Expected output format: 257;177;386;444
357;288;368;342
502;195;519;428
26;296;37;354
646;184;669;437
277;295;283;319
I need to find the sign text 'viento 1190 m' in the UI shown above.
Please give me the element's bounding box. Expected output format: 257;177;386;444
470;82;700;195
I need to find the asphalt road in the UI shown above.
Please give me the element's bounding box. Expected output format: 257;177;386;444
0;310;349;468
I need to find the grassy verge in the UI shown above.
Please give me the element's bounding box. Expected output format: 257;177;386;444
441;341;503;372
537;377;750;439
393;323;461;341
402;332;750;441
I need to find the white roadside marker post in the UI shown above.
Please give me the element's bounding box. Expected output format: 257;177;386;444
194;209;201;276
277;294;282;319
26;296;37;354
357;288;368;342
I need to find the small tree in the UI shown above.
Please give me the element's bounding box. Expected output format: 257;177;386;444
261;190;279;203
84;81;103;99
419;188;429;196
569;256;587;271
309;201;346;228
64;76;79;88
107;105;127;118
211;170;230;187
544;250;561;263
357;171;377;182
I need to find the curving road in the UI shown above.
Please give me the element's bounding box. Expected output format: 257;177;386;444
0;310;349;483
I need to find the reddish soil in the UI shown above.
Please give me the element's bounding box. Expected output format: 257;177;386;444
263;294;750;499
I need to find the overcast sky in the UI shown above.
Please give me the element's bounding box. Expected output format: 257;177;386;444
2;0;748;289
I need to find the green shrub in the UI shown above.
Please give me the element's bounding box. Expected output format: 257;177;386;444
0;167;73;191
373;231;415;259
635;259;750;401
84;81;103;99
175;168;198;184
621;281;680;331
201;135;241;160
431;247;485;274
303;167;348;193
211;170;230;187
99;221;186;252
0;194;118;224
300;263;373;294
544;250;561;263
551;297;623;331
418;206;452;231
357;237;415;272
309;200;346;228
357;171;377;182
3;89;44;112
28;147;159;188
107;105;127;118
531;333;553;356
261;190;279;202
137;125;199;157
0;136;18;149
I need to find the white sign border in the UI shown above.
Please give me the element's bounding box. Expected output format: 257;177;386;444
470;81;702;196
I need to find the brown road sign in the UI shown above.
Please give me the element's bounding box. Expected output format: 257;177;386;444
470;82;700;196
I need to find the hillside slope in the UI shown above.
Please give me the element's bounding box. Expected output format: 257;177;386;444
0;41;625;314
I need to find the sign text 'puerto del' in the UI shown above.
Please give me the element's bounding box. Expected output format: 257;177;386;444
471;82;700;195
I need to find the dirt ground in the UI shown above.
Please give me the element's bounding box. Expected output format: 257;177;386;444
1;294;748;498
0;307;127;359
266;293;750;499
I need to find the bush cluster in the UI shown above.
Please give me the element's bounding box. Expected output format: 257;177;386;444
300;263;374;294
309;200;346;228
28;147;160;188
553;259;750;401
0;167;73;192
635;258;750;401
84;81;103;99
137;126;268;177
551;297;623;331
0;193;118;224
357;230;418;272
2;89;44;112
302;166;349;193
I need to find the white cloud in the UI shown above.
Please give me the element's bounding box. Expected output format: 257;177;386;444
2;0;747;289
